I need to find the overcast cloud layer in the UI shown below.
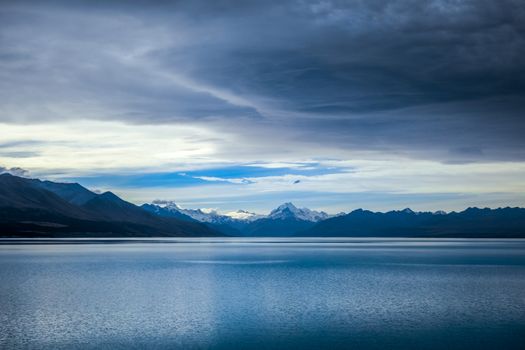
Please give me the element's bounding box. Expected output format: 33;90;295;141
1;0;524;213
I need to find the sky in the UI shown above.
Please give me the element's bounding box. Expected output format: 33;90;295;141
1;0;525;214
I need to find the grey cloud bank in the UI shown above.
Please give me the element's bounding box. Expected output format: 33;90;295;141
1;0;524;162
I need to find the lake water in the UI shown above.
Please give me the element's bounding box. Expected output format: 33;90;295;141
1;238;525;349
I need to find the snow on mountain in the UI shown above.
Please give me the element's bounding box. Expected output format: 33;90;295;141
147;201;331;224
268;202;330;222
150;201;250;224
176;207;225;223
223;210;264;222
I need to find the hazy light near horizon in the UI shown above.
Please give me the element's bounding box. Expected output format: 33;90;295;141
0;121;221;172
2;120;524;191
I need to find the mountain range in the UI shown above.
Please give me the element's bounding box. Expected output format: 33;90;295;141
1;173;525;237
142;201;525;238
141;201;331;237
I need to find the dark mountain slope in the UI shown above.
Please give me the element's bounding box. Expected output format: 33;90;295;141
31;179;97;205
0;173;95;220
83;191;157;223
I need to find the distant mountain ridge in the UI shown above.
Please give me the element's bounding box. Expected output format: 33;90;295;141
143;201;525;238
300;207;525;238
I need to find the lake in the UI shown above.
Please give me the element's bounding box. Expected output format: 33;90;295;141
1;238;524;349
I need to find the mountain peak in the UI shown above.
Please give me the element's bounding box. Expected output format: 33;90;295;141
224;209;262;221
165;202;182;211
99;191;120;200
269;202;329;222
278;202;297;210
270;203;299;218
152;200;182;210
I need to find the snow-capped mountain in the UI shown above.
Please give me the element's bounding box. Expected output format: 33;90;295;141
400;208;415;214
145;201;330;225
268;202;330;222
180;208;225;223
223;209;264;221
148;200;252;225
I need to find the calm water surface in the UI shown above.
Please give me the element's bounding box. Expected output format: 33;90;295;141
1;238;524;349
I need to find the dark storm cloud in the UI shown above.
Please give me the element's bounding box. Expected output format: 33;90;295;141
1;0;524;162
0;166;29;176
144;0;525;111
293;95;525;162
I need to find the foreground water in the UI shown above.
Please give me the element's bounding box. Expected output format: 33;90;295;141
1;238;524;349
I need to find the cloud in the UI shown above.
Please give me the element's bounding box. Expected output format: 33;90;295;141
192;176;255;185
0;2;261;125
0;120;225;174
0;166;29;177
0;151;40;158
0;1;523;164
